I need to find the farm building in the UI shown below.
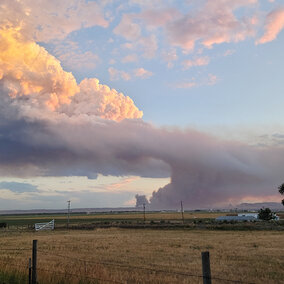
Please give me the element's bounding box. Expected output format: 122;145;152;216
216;215;258;222
237;213;258;218
237;212;280;220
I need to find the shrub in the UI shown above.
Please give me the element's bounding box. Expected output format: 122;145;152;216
258;208;274;221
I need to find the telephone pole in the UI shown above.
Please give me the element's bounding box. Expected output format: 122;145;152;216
143;203;146;223
67;200;71;229
180;200;184;224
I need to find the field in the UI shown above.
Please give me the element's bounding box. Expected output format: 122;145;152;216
0;211;226;228
0;212;284;283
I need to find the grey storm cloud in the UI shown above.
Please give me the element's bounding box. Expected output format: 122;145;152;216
1;114;284;209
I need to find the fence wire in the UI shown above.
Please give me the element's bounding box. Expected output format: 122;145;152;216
0;246;257;284
37;249;255;284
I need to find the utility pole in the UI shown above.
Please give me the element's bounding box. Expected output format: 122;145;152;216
67;200;71;229
180;200;184;224
143;203;146;223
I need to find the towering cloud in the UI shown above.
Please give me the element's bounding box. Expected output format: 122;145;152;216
0;27;79;113
0;27;143;121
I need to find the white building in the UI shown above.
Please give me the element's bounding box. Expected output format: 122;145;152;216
238;213;258;219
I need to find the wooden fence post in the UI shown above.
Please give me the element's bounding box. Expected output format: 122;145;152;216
32;240;37;284
28;258;32;284
201;251;211;284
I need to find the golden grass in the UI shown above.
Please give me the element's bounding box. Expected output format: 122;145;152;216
0;228;284;284
1;212;226;222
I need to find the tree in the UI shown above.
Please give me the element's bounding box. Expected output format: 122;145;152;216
258;208;274;220
278;183;284;206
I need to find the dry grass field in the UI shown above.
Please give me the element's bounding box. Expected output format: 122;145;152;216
0;228;284;284
0;211;225;225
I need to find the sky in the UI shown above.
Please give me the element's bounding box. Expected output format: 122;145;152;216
0;0;284;210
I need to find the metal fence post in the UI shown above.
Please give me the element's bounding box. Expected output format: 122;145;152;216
32;240;37;284
201;251;211;284
28;258;32;284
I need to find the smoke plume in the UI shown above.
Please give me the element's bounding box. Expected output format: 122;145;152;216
135;194;149;208
0;25;283;209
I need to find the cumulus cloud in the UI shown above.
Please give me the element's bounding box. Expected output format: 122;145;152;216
65;78;143;121
256;7;284;44
0;27;79;112
0;27;142;121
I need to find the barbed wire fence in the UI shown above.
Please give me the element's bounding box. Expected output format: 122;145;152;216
0;240;257;284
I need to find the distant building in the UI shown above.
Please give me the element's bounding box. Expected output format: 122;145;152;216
238;213;258;219
216;215;257;222
216;212;280;221
238;212;280;220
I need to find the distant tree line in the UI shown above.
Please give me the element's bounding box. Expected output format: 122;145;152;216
278;183;284;206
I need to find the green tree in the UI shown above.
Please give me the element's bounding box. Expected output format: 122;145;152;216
278;183;284;206
258;208;273;220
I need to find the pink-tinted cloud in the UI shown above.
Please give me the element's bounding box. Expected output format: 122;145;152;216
138;8;181;27
166;0;257;51
256;7;284;44
182;56;210;70
121;54;138;63
175;73;218;89
134;68;153;78
122;34;158;59
223;49;236;56
108;67;153;80
113;14;141;41
108;67;131;81
104;177;140;192
175;81;197;89
162;48;178;68
58;51;100;70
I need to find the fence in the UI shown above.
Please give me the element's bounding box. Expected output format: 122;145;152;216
0;240;256;284
35;220;54;231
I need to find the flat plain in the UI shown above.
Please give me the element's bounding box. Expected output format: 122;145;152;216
0;212;284;283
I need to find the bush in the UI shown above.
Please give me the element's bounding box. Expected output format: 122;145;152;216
0;222;7;228
258;208;274;220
